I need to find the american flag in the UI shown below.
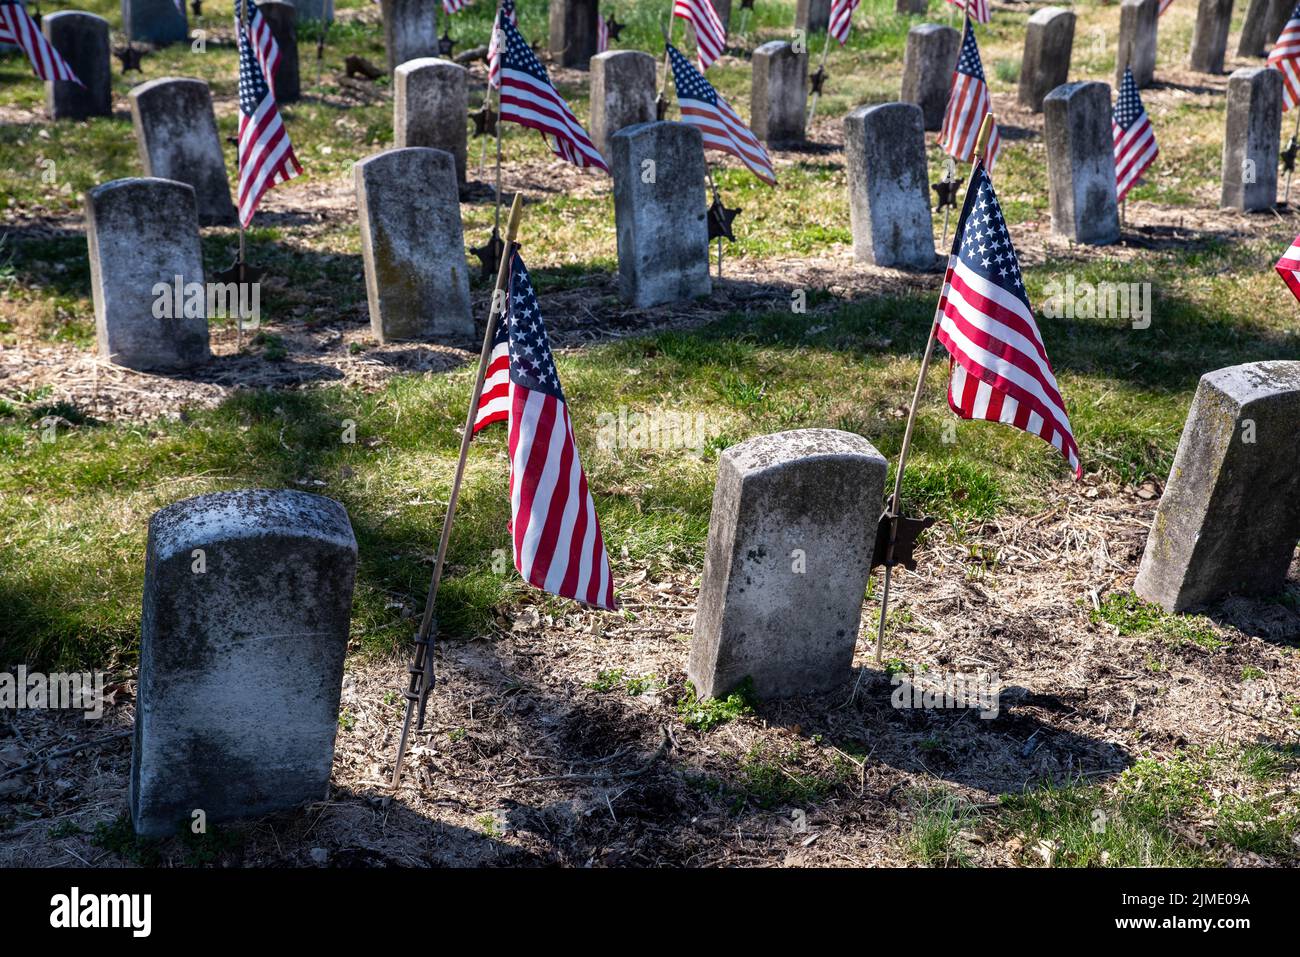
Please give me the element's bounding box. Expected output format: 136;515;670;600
668;44;776;185
939;18;1002;169
937;161;1081;478
674;0;726;70
0;0;82;84
240;0;281;95
597;11;609;53
1268;4;1300;111
473;251;618;611
945;0;990;24
236;0;301;227
1112;67;1157;203
443;0;469;11
829;0;861;44
499;14;608;172
487;0;517;90
1275;233;1300;304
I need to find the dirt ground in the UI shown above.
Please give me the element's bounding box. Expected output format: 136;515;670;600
2;480;1297;867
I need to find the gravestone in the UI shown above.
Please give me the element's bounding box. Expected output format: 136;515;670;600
549;0;599;69
355;148;473;342
896;0;928;12
1221;67;1281;211
1134;362;1300;612
1043;81;1119;244
382;0;438;75
688;429;887;700
1115;0;1158;89
122;0;188;45
1190;0;1234;73
844;102;935;269
589;50;657;161
901;23;960;131
751;41;807;144
43;11;112;120
688;0;732;47
1239;0;1275;56
129;77;237;227
1019;8;1076;112
131;489;357;838
288;0;332;21
257;0;300;103
394;58;468;183
610;121;710;308
796;0;831;33
85;178;210;371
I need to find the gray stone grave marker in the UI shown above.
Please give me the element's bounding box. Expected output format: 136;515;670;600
123;0;188;45
1221;66;1281;211
751;41;807;144
86;177;210;371
1043;81;1119;244
394;58;468;183
844;102;935;270
355;148;473;342
129;77;237;227
610;121;710;308
382;0;438;75
550;0;599;69
257;0;300;103
589;50;657;162
1134;362;1300;612
43;11;112;120
131;489;357;838
1116;0;1158;89
288;0;332;22
688;429;887;700
796;0;831;33
901;23;960;131
1019;8;1076;113
1190;0;1235;74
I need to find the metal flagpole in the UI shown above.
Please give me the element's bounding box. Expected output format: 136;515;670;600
806;28;833;126
493;80;503;238
391;194;526;790
706;164;722;278
1285;107;1300;206
858;113;994;696
657;9;676;117
236;0;246;354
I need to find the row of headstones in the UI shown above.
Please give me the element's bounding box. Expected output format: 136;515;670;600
30;1;303;122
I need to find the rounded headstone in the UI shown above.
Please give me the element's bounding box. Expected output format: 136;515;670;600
42;11;112;120
393;58;468;182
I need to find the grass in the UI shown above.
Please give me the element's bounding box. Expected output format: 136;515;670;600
1091;591;1228;651
906;788;977;867
676;677;757;731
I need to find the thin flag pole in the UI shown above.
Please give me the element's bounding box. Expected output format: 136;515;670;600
493;81;503;238
1286;106;1300;206
861;112;994;688
236;0;246;354
807;28;833;126
391;194;526;790
478;0;502;176
658;8;676;106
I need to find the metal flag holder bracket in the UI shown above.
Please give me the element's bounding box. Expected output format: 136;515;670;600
391;194;526;791
932;155;959;248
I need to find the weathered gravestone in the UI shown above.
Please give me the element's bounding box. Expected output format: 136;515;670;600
1221;66;1281;211
86;178;210;371
688;429;887;700
354;148;472;342
382;0;438;75
288;0;332;21
896;0;928;12
43;11;112;120
1019;8;1076;112
844;102;935;270
129;77;237;227
257;0;300;103
550;0;599;69
394;58;468;182
1190;0;1235;74
1239;0;1276;56
589;50;657;161
1134;361;1300;612
1115;0;1158;89
122;0;188;45
796;0;831;33
901;23;960;131
610;121;710;308
751;41;807;144
131;489;357;838
1043;81;1119;244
